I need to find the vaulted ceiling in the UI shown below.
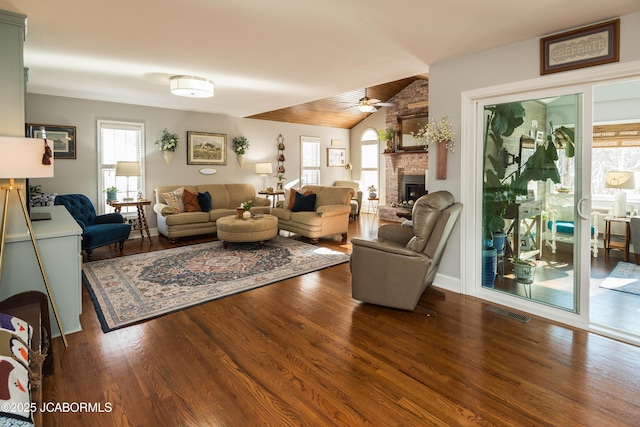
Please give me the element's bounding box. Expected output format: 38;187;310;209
248;76;427;129
2;0;639;128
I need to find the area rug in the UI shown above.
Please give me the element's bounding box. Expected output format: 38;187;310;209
82;236;350;332
600;262;640;296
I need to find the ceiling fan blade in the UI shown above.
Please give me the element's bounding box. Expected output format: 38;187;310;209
368;98;381;104
375;102;395;107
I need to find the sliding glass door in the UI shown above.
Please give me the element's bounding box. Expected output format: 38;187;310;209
480;92;590;313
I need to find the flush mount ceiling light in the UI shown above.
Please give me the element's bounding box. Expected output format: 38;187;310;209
170;75;214;98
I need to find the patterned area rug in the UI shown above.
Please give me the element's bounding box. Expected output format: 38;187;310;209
83;236;350;332
600;261;640;296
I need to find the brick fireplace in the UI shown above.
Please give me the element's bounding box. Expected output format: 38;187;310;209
376;78;430;222
379;151;428;222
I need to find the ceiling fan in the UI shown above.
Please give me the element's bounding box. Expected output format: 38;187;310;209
350;88;394;113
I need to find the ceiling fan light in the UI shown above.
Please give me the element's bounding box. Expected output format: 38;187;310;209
358;104;376;113
170;75;214;98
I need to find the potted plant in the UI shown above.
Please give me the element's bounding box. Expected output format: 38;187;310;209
241;200;252;219
156;128;179;165
367;185;377;199
104;186;118;201
232;136;250;166
377;128;396;153
511;256;536;284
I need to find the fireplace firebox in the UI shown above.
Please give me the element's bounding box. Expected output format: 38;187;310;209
401;175;427;202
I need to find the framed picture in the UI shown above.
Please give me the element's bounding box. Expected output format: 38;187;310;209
187;131;227;165
327;148;346;167
540;19;620;75
26;123;76;159
276;181;284;191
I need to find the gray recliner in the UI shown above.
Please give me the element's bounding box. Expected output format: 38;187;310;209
631;216;640;264
350;191;462;310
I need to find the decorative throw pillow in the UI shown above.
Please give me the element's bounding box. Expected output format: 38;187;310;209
291;192;317;212
182;189;201;212
286;189;313;209
198;191;213;212
161;187;185;213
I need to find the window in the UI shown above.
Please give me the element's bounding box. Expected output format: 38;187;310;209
360;129;379;200
98;120;145;214
300;136;321;186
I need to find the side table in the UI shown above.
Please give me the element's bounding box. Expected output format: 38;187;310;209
258;190;285;208
108;199;152;242
368;197;379;217
603;216;631;261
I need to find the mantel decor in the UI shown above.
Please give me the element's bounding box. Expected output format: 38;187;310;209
540;19;620;75
187;131;227;165
27;123;76;159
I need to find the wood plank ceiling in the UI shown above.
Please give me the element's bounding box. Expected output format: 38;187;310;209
247;75;427;129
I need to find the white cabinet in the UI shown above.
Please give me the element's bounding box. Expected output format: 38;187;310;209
0;205;82;337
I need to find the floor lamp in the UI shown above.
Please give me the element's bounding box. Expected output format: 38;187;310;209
0;136;67;347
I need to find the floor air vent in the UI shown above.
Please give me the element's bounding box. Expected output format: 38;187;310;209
485;306;531;323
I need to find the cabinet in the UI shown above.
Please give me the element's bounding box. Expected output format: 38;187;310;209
0;206;82;337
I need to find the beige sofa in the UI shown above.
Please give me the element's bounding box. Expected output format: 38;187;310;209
153;184;271;242
271;185;355;243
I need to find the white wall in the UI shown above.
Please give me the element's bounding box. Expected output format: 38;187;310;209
427;12;640;288
349;107;386;196
27;93;350;228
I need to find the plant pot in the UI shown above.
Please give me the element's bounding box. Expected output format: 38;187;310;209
163;151;174;166
369;192;377;199
482;247;497;288
106;190;117;201
242;210;251;219
237;154;245;166
514;261;536;284
492;231;506;256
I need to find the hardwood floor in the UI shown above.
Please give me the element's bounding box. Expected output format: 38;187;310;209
42;216;640;426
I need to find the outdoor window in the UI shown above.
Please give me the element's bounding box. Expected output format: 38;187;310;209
360;129;379;200
300;136;321;186
98;119;145;214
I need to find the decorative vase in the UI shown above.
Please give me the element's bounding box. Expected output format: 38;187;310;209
482;247;497;288
106;190;117;201
237;153;245;166
163;151;174;166
369;192;377;199
436;140;448;180
236;207;244;219
242;210;251;219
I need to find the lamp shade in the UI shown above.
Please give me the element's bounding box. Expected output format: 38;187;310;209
0;137;54;178
115;161;141;177
255;163;273;175
605;171;635;189
170;75;214;98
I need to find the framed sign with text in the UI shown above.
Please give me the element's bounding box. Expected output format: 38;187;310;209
540;19;619;75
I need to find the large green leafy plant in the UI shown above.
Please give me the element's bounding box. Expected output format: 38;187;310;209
482;101;575;242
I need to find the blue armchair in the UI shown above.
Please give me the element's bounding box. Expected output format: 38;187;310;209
54;194;131;261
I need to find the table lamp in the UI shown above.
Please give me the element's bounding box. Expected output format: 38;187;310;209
0;136;67;347
255;162;273;191
115;161;141;201
605;171;635;217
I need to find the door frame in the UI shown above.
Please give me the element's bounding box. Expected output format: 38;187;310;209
460;60;640;345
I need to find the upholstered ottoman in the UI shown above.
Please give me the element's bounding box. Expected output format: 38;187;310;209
216;214;278;248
